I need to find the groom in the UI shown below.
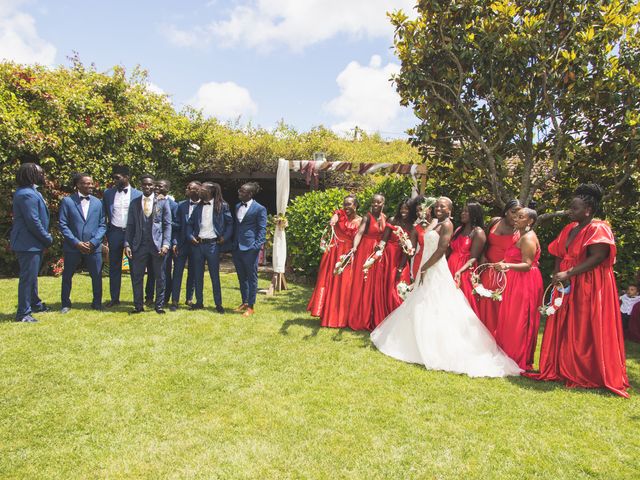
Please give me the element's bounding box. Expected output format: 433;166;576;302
232;182;267;317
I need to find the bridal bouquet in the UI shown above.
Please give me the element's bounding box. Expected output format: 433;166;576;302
394;227;415;256
539;282;569;318
333;250;354;276
397;281;414;300
470;263;506;301
319;226;336;253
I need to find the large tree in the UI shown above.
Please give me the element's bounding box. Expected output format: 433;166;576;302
391;0;640;215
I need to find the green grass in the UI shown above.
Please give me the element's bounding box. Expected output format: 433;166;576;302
0;274;639;479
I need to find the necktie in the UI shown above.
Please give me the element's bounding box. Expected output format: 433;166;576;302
143;196;152;217
241;202;248;208
80;196;90;201
118;187;128;194
202;202;211;206
190;201;198;206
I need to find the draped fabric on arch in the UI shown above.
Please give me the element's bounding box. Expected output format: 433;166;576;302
272;158;290;274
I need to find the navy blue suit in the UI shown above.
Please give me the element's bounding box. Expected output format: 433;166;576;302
10;186;53;319
232;200;267;307
145;197;178;304
125;195;172;310
187;201;234;307
170;199;198;304
102;186;142;303
58;193;107;309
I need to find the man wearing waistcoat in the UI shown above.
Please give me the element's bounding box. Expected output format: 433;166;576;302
232;182;267;317
10;162;53;323
102;165;142;307
58;173;107;312
124;174;172;314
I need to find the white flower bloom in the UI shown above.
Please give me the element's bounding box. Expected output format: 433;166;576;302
546;306;556;316
553;297;563;307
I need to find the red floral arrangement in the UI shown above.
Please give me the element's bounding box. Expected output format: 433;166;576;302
51;257;64;277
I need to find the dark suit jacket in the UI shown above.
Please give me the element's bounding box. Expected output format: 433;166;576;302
187;202;234;250
10;186;52;252
124;195;172;252
172;200;197;250
58;193;107;253
233;200;267;252
102;186;142;227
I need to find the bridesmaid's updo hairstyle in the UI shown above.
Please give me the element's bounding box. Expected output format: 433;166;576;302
574;183;604;216
522;208;538;228
502;199;523;217
466;202;485;229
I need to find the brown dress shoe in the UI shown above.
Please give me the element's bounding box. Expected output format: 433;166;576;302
242;307;255;317
234;303;249;312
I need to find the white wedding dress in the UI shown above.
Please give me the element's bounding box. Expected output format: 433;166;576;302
371;230;521;378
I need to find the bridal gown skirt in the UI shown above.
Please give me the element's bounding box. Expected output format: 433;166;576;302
371;231;521;378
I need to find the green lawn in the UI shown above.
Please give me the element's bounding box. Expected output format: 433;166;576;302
0;274;639;479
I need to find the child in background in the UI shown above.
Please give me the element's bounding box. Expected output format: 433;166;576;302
620;284;640;330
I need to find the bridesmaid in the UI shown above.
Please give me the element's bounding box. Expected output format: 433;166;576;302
493;208;543;370
448;202;486;316
373;197;416;328
307;195;362;328
477;199;522;334
348;194;386;331
411;196;436;281
527;184;629;397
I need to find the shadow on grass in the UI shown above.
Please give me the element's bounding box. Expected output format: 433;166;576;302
278;316;374;349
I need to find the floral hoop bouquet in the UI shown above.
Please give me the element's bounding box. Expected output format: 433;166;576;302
319;226;337;253
539;282;570;318
397;281;414;300
362;243;384;280
470;263;506;301
394;227;415;256
415;196;438;226
333;250;354;276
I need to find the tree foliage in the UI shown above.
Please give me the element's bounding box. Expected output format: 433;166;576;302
391;0;640;213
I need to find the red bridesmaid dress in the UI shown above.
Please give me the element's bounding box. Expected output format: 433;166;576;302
412;223;426;280
477;222;519;334
348;213;386;331
447;228;480;316
307;210;361;327
527;221;629;398
373;225;411;328
494;243;543;369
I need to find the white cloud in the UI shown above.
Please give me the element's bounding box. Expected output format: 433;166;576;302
145;81;166;96
189;81;258;120
325;55;405;135
162;0;415;51
0;1;56;65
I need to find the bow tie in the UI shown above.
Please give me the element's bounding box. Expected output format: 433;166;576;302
80;196;90;201
117;187;128;194
190;201;199;206
202;202;211;206
241;202;248;208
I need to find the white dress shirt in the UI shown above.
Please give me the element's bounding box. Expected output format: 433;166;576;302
199;202;217;239
112;187;132;228
188;199;199;218
237;198;253;223
79;194;91;220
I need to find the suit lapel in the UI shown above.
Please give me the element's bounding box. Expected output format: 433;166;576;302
73;193;85;221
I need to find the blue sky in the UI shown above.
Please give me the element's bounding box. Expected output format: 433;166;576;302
0;0;419;138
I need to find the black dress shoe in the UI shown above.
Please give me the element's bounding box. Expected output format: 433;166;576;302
33;303;50;313
155;308;166;314
185;299;194;306
16;315;38;323
189;303;204;310
129;307;144;315
215;305;225;314
104;300;120;308
169;304;178;312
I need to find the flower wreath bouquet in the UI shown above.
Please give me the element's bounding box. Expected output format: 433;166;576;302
470;263;507;301
539;282;570;318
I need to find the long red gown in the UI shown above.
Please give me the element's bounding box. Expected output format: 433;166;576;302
447;228;480;316
307;210;361;327
494;243;543;369
477;222;519;335
412;224;426;280
373;224;411;328
348;212;386;331
527;221;629;398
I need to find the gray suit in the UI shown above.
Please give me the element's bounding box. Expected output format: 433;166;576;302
125;195;172;309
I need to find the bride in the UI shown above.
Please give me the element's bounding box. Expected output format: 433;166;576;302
370;197;521;378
